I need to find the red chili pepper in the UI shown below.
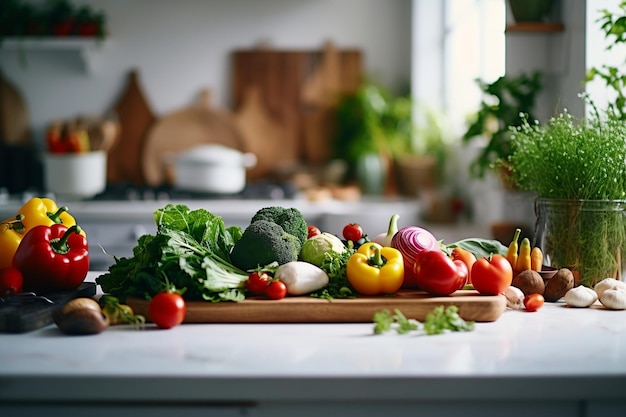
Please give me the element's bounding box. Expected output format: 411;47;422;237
12;224;89;294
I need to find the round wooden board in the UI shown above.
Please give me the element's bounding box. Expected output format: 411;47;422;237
142;89;246;186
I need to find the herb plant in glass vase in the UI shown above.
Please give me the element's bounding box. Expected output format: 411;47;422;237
508;98;626;287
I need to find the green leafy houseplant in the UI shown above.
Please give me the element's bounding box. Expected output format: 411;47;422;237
585;1;626;120
462;71;543;184
333;81;448;194
508;98;626;287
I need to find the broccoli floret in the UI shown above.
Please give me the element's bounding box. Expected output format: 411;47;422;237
251;206;308;245
229;220;302;271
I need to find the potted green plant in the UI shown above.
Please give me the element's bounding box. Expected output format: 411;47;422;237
461;71;543;187
507;97;626;287
333;81;447;195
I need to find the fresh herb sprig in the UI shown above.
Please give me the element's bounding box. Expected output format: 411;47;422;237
509;100;626;201
373;306;475;336
310;248;355;300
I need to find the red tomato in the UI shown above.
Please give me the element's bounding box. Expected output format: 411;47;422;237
307;225;322;239
0;267;23;296
413;250;468;296
524;293;545;312
342;223;363;242
247;271;271;295
149;292;186;329
265;280;287;300
471;254;513;295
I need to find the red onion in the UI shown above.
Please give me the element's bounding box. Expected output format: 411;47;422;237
391;226;440;288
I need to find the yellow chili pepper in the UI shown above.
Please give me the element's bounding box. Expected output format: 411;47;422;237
0;215;26;269
531;246;543;272
505;228;521;272
346;242;404;296
17;197;85;237
515;237;532;273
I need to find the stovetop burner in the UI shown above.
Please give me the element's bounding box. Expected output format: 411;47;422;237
90;180;299;202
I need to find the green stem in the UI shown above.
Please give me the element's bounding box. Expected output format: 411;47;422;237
368;245;385;267
48;206;69;224
51;224;82;254
1;214;25;233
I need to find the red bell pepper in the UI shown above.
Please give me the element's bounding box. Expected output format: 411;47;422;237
13;224;89;294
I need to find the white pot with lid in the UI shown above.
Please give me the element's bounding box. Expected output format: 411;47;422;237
173;144;257;194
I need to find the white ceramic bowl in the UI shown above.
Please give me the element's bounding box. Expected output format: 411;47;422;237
43;151;107;200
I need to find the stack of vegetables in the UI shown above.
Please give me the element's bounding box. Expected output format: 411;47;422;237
0;197;89;296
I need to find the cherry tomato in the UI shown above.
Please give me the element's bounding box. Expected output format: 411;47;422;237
342;223;363;241
265;280;287;300
413;250;468;296
307;225;322;239
149;292;186;329
0;267;23;296
524;293;545;312
247;271;271;295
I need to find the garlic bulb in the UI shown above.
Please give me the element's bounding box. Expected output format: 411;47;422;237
599;288;626;310
504;286;524;310
594;278;626;299
564;286;598;308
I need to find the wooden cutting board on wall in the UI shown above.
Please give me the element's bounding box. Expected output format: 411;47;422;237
108;70;156;185
232;43;363;170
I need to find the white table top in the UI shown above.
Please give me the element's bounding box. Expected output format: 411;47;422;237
1;272;626;403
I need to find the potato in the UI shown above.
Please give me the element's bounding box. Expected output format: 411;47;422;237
543;268;574;302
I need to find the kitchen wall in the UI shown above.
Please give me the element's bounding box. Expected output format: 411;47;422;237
0;0;413;150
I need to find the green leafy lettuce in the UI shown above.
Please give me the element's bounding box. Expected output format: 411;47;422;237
96;204;248;303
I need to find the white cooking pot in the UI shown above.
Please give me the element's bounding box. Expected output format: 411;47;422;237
173;144;257;194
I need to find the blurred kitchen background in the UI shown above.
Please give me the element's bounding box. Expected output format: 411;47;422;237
0;0;617;268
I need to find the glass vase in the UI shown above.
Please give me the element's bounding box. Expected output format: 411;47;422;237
534;198;626;287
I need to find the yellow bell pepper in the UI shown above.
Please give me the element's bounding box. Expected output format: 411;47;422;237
0;215;25;269
17;197;85;237
346;242;404;296
0;197;85;269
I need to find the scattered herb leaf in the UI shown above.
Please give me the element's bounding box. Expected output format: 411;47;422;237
372;305;475;336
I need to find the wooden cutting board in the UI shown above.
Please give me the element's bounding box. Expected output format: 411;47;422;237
108;69;156;185
0;69;30;145
232;44;363;168
0;282;96;333
127;290;507;324
234;86;289;180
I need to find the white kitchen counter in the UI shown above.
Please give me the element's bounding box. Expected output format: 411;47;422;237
1;274;626;416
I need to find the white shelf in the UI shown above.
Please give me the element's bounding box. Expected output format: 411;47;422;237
0;37;110;73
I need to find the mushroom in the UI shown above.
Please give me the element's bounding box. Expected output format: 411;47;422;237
564;286;598;308
599;288;626;310
53;297;110;335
